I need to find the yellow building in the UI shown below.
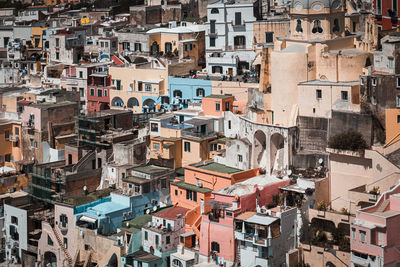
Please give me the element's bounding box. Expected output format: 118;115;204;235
109;63;169;113
0;119;22;165
31;26;47;49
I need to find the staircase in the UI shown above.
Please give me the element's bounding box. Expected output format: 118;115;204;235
376;199;390;213
72;151;95;172
52;226;73;266
234;241;241;266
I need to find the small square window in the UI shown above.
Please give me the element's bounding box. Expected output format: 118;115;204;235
372;78;377;86
397;77;400;88
341;91;348;101
238;155;243;162
216;103;220;111
397;96;400;107
316;89;322;99
397;115;400;123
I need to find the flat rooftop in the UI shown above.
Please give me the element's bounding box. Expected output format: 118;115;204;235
190;161;242;174
30;101;77;109
130;164;171;175
204;94;233;100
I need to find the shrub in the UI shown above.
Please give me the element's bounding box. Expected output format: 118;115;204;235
316;201;328;211
328;129;368;151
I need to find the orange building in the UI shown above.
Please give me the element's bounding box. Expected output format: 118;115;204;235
201;94;234;117
385;108;400;146
0;119;22;166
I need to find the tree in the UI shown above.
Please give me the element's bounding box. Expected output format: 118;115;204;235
328;129;368;151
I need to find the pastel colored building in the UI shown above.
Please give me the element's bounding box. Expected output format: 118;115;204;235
351;183;400;266
142;206;189;265
385;108;400;146
0;119;22;165
168;77;212;110
201;94;234;117
197;175;290;264
87;67;112;114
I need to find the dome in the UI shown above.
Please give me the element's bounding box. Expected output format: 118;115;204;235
292;0;343;10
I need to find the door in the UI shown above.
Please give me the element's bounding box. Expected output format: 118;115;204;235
228;68;233;76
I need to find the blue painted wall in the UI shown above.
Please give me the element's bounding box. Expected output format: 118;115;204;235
168;77;212;109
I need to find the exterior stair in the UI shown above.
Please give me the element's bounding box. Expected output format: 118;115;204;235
376;199;390;213
52;226;73;266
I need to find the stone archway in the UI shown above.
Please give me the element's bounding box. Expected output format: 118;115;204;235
254;130;267;171
107;253;118;267
143;98;156;112
270;133;285;174
44;251;57;267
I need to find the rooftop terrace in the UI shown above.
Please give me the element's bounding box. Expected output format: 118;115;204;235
190;161;242;174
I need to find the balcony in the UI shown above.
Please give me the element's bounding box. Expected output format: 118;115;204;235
7;135;19;142
231;21;245;28
235;231;272;247
207;29;218;36
181;129;217;140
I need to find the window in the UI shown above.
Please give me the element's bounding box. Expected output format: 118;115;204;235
79;71;83;78
211;8;219;14
225;101;230;111
196;88;205;97
210;143;218;151
397;96;400;107
226;211;232;217
333;18;340;33
145;231;148;240
14;127;19;136
228;120;231;129
359;230;366;243
90;88;95;96
216;103;220;111
210;37;216;47
397;77;400;88
161;179;167;189
56;52;59;60
151;123;159;132
104;89;107;97
135;184;140;193
173;90;182;98
166;236;170;244
55;38;60;47
135;43;142;52
184;44;193;51
389;57;394;68
238;155;243;162
372;77;377;86
341;91;348;101
11;216;18;225
84;244;90;250
397;115;400;123
105;42;109;48
79;88;84;97
155;235;159;246
145;83;152;92
184;141;191;152
377;0;382;13
153;143;160;151
316;89;322;99
296;19;303;33
97;89;103;97
211;241;220;252
352;228;356;239
4;130;9;140
173;259;183;267
175;189;178;196
122;42;130;51
186;189;197;201
48;235;54;246
60;214;68;228
210;20;216;34
394;0;397;11
234;36;246;48
235;12;242;25
63;238;68;249
265;32;274;43
312;19;323;34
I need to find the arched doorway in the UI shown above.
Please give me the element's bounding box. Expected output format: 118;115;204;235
270;133;284;173
143;98;156;112
127;97;139;108
107;253;118;267
111;97;124;107
44;251;57;267
254;130;267;170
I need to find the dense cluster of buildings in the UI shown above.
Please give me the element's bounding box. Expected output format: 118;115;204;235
0;0;400;266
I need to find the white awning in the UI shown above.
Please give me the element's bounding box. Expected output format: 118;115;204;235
252;54;262;66
79;215;97;223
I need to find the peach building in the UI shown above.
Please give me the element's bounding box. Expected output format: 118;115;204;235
385;108;400;147
351;183;400;266
201;94;234;117
0;119;22;165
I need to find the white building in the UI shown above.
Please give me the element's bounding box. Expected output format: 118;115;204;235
205;0;259;76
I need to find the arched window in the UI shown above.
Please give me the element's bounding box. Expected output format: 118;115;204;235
296;19;303;33
312;19;323;34
211;8;219;14
333;18;340;33
127;97;139;108
111;97;124;107
173;90;182;98
173;259;183;267
196;88;205;97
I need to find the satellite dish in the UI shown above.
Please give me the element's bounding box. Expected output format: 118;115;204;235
287;169;292;176
318;158;324;165
83;185;87;191
146;209;150;214
153;206;158;212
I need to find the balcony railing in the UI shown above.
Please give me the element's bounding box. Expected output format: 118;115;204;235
181;130;216;139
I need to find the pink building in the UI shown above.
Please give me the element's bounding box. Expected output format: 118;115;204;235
198;175;290;264
351;183;400;266
87;70;112;114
